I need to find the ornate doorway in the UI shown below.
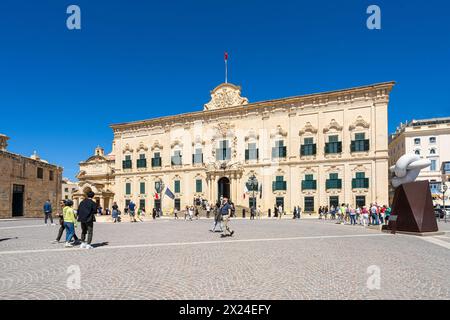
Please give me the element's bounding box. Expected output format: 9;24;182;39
217;177;231;202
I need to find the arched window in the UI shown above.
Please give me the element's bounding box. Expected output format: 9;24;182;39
415;150;420;155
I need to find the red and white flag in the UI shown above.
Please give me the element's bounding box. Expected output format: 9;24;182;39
224;51;228;61
154;192;159;200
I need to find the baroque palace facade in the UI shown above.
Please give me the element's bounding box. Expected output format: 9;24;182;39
74;81;394;214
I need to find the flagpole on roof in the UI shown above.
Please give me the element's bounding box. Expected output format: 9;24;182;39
224;52;228;83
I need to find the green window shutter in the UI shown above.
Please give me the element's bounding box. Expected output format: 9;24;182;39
305;174;313;181
140;182;145;194
337;142;342;153
355;133;365;140
245;149;249;160
125;183;131;195
196;179;202;193
174;180;180;193
364;139;370;151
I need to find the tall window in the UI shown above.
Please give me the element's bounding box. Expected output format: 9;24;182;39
152;152;162;167
49;170;54;181
192;148;203;164
137;154;147;168
351;133;369;152
174;180;181;193
37;168;43;179
272;176;287;191
123;155;132;169
195;179;202;193
356;196;366;208
325;135;342;154
216;140;231;161
329;196;339;208
430;160;437;171
352;172;369;189
326;173;342;189
245;143;259;160
304;197;314;212
140;182;145;194
301;174;317;190
171;150;182;166
301;137;316;156
272;140;287;159
125;183;131;195
174;199;181;211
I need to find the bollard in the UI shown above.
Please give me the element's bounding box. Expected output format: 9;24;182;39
268;208;271;218
242;209;245;219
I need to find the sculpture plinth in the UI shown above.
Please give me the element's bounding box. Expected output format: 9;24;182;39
387;181;438;233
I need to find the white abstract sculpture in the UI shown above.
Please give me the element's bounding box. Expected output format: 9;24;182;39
390;154;431;188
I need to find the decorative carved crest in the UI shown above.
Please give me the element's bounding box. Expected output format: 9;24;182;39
349;116;370;131
192;135;206;147
351;164;368;172
270;125;288;138
299;122;318;135
245;129;259;142
151;141;163;151
122;144;133;154
170;139;183;149
136;142;148;152
323;119;343;133
204;83;249;111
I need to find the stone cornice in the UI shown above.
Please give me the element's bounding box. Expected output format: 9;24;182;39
110;81;395;135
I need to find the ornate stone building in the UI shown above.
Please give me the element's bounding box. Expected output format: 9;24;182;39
0;134;63;218
73;146;115;210
77;81;395;214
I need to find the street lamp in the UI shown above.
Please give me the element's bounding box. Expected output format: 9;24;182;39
248;174;258;211
442;183;448;223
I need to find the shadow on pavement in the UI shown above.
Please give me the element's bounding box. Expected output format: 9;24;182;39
92;241;109;248
0;237;18;242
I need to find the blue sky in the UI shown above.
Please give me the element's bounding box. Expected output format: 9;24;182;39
0;0;449;179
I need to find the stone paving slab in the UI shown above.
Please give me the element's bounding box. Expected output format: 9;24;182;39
0;219;449;300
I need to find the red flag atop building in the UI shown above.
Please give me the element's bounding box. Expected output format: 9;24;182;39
224;51;228;61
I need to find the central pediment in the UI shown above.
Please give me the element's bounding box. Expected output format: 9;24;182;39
204;83;248;111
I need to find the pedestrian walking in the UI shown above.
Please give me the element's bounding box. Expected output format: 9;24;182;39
53;200;80;244
128;201;136;222
361;206;369;227
220;197;234;237
112;202;119;223
250;206;255;220
278;204;283;219
43;199;55;225
62;200;77;248
77;191;97;249
349;206;357;225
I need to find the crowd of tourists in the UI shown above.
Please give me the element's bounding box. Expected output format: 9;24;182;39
317;203;392;226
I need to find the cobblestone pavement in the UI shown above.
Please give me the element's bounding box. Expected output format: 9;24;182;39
0;218;449;300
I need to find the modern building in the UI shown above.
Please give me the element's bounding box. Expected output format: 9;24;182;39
389;117;450;205
0;134;63;218
61;178;79;201
76;81;395;214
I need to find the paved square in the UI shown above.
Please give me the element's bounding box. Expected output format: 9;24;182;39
0;218;449;300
